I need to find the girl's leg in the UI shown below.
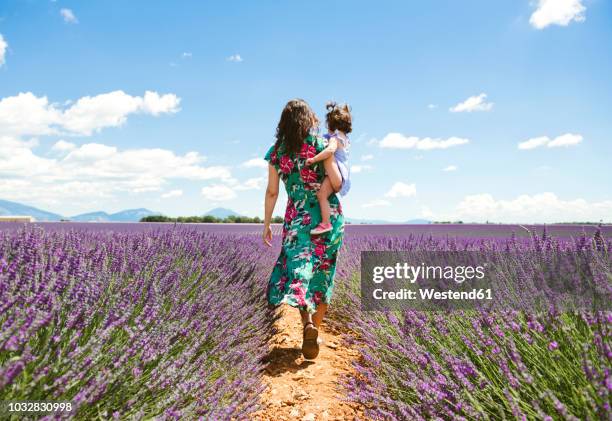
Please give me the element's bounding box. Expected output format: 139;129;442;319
317;177;334;225
323;155;342;193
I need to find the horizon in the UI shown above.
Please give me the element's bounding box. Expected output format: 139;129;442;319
1;1;611;223
1;197;610;225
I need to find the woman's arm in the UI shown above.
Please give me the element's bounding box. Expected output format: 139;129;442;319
306;137;338;166
263;163;280;246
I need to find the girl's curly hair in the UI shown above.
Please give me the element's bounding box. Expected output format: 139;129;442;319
275;99;318;155
326;101;352;134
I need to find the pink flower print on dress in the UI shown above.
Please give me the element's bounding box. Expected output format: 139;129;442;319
299;143;316;160
300;167;318;184
270;149;279;165
314;243;326;258
280;156;294;174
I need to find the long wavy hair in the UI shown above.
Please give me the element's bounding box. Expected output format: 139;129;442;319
274;99;318;155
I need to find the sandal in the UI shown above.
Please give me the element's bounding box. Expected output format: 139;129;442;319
302;322;319;360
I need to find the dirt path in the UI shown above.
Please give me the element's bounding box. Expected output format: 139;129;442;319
251;305;365;421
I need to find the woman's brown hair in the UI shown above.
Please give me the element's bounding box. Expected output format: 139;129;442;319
275;99;318;155
326;101;352;134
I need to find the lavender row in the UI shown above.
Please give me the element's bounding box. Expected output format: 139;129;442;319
0;227;278;419
2;222;610;240
332;230;611;420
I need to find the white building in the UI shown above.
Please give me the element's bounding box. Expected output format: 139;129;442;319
0;216;35;223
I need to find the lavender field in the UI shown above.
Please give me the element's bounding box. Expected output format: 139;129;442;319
1;223;610;419
0;227;278;419
333;231;611;420
1;222;611;239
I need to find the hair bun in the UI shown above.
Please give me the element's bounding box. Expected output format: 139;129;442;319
326;101;337;112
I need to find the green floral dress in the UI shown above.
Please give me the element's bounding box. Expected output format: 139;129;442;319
264;134;345;313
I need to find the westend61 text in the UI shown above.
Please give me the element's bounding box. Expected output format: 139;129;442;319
372;288;493;301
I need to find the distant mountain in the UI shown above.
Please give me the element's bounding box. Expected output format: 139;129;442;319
70;211;112;222
71;208;157;222
1;198;432;224
204;207;241;219
0;199;63;221
109;208;158;222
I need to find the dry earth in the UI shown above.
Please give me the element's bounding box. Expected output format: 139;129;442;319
251;305;366;421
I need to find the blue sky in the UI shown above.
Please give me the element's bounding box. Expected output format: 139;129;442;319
0;0;610;222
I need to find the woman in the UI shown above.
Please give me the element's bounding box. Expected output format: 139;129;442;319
262;99;345;360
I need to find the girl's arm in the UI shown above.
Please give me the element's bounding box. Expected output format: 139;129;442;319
263;163;280;246
306;137;338;166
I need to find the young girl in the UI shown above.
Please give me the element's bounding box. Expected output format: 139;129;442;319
306;102;352;235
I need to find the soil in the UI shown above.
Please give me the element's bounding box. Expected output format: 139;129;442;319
250;305;366;421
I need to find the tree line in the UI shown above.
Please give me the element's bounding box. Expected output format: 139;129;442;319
140;215;284;224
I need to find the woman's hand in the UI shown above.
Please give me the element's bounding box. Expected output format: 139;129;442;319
262;224;273;247
306;158;315;166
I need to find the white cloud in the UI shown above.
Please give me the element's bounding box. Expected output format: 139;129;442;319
427;104;437;110
0;34;7;67
140;91;181;116
0;137;56;178
452;192;612;223
162;189;183;199
201;184;237;201
60;8;78;24
198;176;266;203
0;89;211;211
62;91;180;135
361;154;374;161
351;164;372;174
0;137;231;203
421;206;434;219
0;93;62;137
227;54;243;62
0;91;180;137
518;136;550;150
51;139;76;153
242;158;268;168
64;143;117;161
0;178;113;206
450;93;493;113
547;133;583;147
182;52;192;58
518;133;583;150
379;133;469;150
385;182;417;198
530;0;586;29
443;165;458;172
235;177;265;190
362;199;391;208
